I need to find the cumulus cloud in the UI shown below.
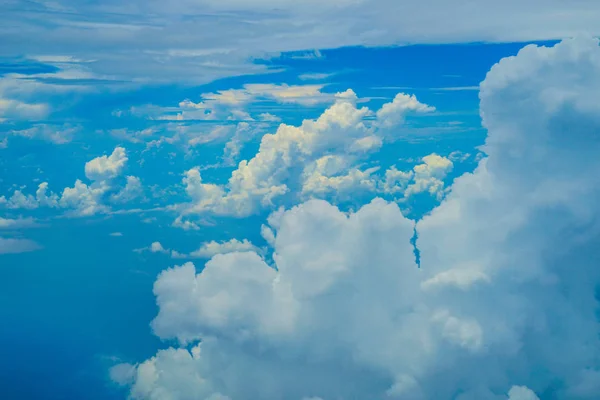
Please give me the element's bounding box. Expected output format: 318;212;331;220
404;154;453;200
158;84;332;123
175;89;434;220
116;38;600;399
135;239;262;260
0;147;138;216
111;176;144;204
187;239;262;259
84;147;128;181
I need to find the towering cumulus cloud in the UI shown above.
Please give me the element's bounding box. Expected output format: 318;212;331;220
114;38;600;399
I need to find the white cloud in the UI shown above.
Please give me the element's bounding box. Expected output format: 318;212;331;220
85;147;128;181
298;72;336;81
258;113;281;122
300;155;379;200
109;363;137;387
134;241;171;255
448;150;471;163
0;237;41;254
6;0;600;85
159;84;333;123
507;386;540;400
118;38;600;400
404;154;453;200
0;182;59;210
10;124;80;144
376;93;436;128
135;239;261;260
1;147;134;217
109;232;123;237
111;176;144;204
0;217;39;229
59;179;110;216
176;89;433;219
188;239;261;259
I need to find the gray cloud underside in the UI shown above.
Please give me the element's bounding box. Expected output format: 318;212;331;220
3;0;600;82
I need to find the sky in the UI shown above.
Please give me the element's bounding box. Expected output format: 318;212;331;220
1;2;600;400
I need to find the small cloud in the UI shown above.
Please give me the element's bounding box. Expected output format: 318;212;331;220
0;217;40;229
0;237;42;254
258;112;281;122
298;72;335;81
188;239;261;259
109;232;123;237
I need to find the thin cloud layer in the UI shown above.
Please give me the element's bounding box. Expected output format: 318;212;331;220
2;1;600;83
114;38;600;399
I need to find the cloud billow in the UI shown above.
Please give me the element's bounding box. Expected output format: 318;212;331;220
113;38;600;399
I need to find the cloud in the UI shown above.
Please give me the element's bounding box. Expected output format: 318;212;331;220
9;124;80;144
111;176;144;204
0;98;49;121
0;217;39;229
175;89;433;221
134;241;171;255
117;38;600;399
4;1;600;84
156;84;333;123
135;239;262;260
298;72;336;81
403;154;453;200
375;93;436;128
109;232;123;237
0;237;41;254
1;147;137;217
0;182;59;210
84;147;128;181
187;239;261;259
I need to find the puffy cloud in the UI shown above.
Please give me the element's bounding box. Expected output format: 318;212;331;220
117;38;600;399
177;89;433;219
109;362;137;387
0;237;41;254
376;93;436;128
135;239;262;260
507;386;540;400
1;147;135;216
0;182;59;210
404;154;453;200
9;124;80;144
158;84;332;123
300;155;379;200
134;241;171;255
0;98;48;121
84;147;128;181
187;239;261;259
111;176;144;204
59;180;110;216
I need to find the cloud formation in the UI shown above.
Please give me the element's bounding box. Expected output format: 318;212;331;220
175;90;436;221
3;1;600;83
1;147;143;216
0;237;41;254
114;38;600;399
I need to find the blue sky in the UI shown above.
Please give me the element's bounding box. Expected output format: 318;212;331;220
2;2;600;400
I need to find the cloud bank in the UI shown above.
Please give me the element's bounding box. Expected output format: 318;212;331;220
3;1;600;83
114;38;600;399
